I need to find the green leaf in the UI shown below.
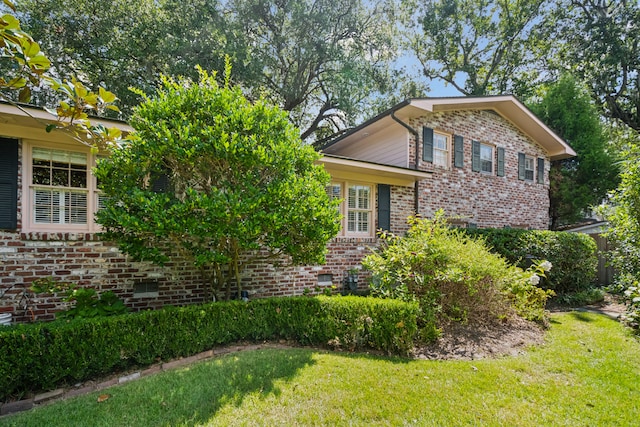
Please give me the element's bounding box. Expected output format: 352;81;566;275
18;86;31;102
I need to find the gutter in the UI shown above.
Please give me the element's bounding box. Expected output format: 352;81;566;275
390;105;421;215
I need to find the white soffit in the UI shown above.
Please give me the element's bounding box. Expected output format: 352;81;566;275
318;155;431;187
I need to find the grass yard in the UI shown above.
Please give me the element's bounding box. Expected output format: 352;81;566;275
1;311;639;426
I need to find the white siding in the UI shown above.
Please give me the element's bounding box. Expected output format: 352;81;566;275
325;126;409;168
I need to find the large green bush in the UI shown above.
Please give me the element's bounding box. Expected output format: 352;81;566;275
0;296;418;400
464;228;598;294
363;214;552;341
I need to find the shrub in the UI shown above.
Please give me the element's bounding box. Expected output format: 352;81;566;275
465;228;598;294
0;296;418;400
363;213;552;340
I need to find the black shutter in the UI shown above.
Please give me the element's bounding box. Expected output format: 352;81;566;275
151;172;170;193
537;157;545;184
518;153;526;180
471;140;481;172
377;184;391;232
454;135;464;168
0;138;19;230
422;127;433;163
497;147;505;177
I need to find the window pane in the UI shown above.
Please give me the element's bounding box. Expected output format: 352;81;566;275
348;187;356;209
66;192;87;224
480;144;493;160
525;157;534;181
33;189;88;225
480;144;493;173
434;133;448;150
52;168;68;186
358;211;369;232
434;149;447;167
32;166;50;185
70;170;87;188
358;186;369;209
347;211;356;232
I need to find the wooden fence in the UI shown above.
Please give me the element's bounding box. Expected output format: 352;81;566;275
589;233;616;286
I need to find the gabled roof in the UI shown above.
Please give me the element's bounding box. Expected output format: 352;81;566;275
322;96;576;160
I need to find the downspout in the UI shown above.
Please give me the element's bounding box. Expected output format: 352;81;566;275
390;108;421;215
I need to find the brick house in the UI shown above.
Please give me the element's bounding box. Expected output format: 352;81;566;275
0;96;574;322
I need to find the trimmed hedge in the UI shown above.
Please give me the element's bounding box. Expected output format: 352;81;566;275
0;296;418;400
465;228;598;294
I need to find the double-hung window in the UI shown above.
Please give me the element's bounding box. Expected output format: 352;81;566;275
327;181;374;237
480;143;494;173
347;185;371;234
524;156;535;181
25;143;101;232
433;132;450;168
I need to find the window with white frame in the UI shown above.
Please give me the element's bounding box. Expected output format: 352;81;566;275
25;143;102;232
524;156;535;181
433;132;450;168
480;143;494;173
327;181;374;237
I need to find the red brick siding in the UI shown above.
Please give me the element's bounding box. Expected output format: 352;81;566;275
0;139;411;321
2;107;550;322
409;110;549;229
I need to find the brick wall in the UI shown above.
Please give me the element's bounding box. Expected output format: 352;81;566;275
409;110;550;229
1;107;550;322
0;137;412;322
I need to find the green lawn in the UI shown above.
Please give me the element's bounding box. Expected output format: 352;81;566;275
2;311;639;426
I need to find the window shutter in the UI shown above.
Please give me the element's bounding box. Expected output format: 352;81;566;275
496;147;505;177
422;127;434;163
151;168;171;193
518;153;526;180
471;140;481;172
151;174;169;193
0;138;19;230
377;184;391;232
454;135;464;168
537;157;545;184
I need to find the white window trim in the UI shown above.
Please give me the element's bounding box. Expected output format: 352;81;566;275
433;131;451;169
22;140;102;233
480;142;494;174
329;180;376;238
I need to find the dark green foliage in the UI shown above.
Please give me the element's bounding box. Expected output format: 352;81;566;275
465;228;598;294
529;75;619;229
30;278;128;319
94;69;340;299
0;296;418;400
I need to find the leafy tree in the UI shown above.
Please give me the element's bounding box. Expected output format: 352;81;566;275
601;126;640;326
545;0;640;132
94;68;341;300
0;0;121;148
404;0;545;96
13;0;400;141
12;0;227;118
529;75;619;229
226;0;399;140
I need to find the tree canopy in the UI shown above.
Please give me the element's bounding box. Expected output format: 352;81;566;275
529;75;619;229
0;0;121;147
404;0;545;96
545;0;640;132
12;0;399;141
94;68;341;300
